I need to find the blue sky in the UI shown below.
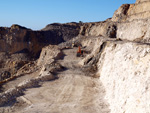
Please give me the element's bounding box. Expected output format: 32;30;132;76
0;0;136;30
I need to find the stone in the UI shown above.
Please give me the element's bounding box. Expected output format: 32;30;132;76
37;45;61;66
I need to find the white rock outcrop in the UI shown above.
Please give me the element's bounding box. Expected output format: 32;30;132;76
97;42;150;113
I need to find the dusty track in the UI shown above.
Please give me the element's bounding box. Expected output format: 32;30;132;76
0;48;110;113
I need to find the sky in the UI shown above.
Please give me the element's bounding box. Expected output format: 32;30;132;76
0;0;136;30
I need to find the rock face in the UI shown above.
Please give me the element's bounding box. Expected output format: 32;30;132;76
0;23;81;57
42;22;81;41
0;25;43;57
97;41;150;113
80;20;117;38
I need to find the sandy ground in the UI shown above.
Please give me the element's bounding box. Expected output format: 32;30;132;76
0;48;110;113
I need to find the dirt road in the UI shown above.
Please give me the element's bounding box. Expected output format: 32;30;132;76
0;48;110;113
